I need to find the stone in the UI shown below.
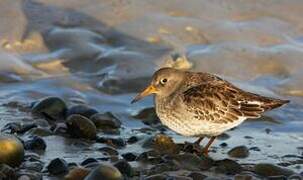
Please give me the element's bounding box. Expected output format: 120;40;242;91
132;107;160;125
66;114;97;140
66;105;98;119
254;163;294;177
172;153;214;171
145;174;167;180
90;112;121;129
0;163;16;180
127;136;139;144
121;152;137;162
113;160;134;177
188;171;207;180
215;159;243;175
65;167;90;180
96;137;125;148
98;147;119;156
228;146;249;158
24;136;47;151
25;127;53;137
81;158;98;166
47;158;68;175
0;134;24;167
31;97;67;120
84;163;123;180
153;134;179;155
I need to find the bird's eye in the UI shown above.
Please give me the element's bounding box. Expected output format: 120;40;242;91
160;78;168;84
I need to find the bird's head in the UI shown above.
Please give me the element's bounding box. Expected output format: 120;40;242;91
131;67;185;103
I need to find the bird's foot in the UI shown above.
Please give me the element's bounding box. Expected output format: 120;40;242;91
183;141;203;155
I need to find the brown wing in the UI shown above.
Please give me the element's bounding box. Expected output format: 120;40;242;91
182;81;269;124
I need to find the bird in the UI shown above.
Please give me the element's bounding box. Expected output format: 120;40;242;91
131;67;289;155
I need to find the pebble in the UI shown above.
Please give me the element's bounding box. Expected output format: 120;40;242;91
66;105;98;118
65;167;90;180
254;163;294;177
66;114;97;140
46;158;68;175
81;158;98;166
25;127;53;137
20;161;44;172
90;112;121;129
145;174;167;180
24;136;47;151
153;134;179;155
288;174;303;180
2;122;37;134
96;137;126;148
114;159;134;177
132;107;160;125
98;147;119;156
122;152;137;161
0;134;24;167
172;153;213;171
84;163;123;180
127;136;139;144
188;171;207;180
228;145;249;158
0;163;16;180
215;159;243;175
31;96;67;120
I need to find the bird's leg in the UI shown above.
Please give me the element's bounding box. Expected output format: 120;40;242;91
202;136;216;156
194;137;204;145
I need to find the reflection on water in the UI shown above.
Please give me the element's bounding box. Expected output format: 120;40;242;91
0;0;303;176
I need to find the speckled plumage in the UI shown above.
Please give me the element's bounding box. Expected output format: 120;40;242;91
132;67;289;154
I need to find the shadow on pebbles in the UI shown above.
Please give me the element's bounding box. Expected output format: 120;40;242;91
0;96;302;180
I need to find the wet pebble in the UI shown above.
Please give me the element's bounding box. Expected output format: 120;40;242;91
84;163;123;180
228;146;249;158
66;114;97;140
90;112;121;129
132;107;160;125
288;174;303;180
114;160;134;177
219;142;228;148
234;174;255;180
153;134;179;155
145;174;167;180
31;97;67;120
188;171;207;180
172;153;214;171
2;122;37;134
254;163;294;177
24;136;47;151
25;127;53;137
98;147;119;156
127;136;139;144
46;158;68;175
65;167;90;180
66;105;98;119
20;161;43;172
249;147;261;152
217;133;230;140
122;152;137;162
96;137;125;148
0;163;16;180
81;158;98;166
215;159;243;175
0;134;24;167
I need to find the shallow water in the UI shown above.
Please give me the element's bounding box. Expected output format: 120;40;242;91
1;0;303;178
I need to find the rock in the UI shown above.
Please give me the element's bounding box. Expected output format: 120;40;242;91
127;136;139;144
20;161;43;172
90;112;121;129
121;152;137;162
217;133;230;140
249;147;261;152
148;162;179;175
66;105;98;119
228;146;249;158
0;163;16;180
31;97;67;120
254;163;294;177
288;174;303;180
113;160;134;177
47;158;68;175
188;171;207;180
0;134;24;167
2;122;37;134
215;159;243;175
24;136;47;151
81;158;98;166
84;163;123;180
168;175;193;180
153;134;179;155
132;107;160;125
234;174;255;180
66;114;97;140
172;153;214;171
25;127;53;137
219;142;228;148
267;175;287;179
96;137;125;148
98;147;119;156
65;167;90;180
145;174;167;180
16;170;42;180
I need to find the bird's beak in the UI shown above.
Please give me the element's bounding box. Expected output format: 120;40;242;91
131;85;158;104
